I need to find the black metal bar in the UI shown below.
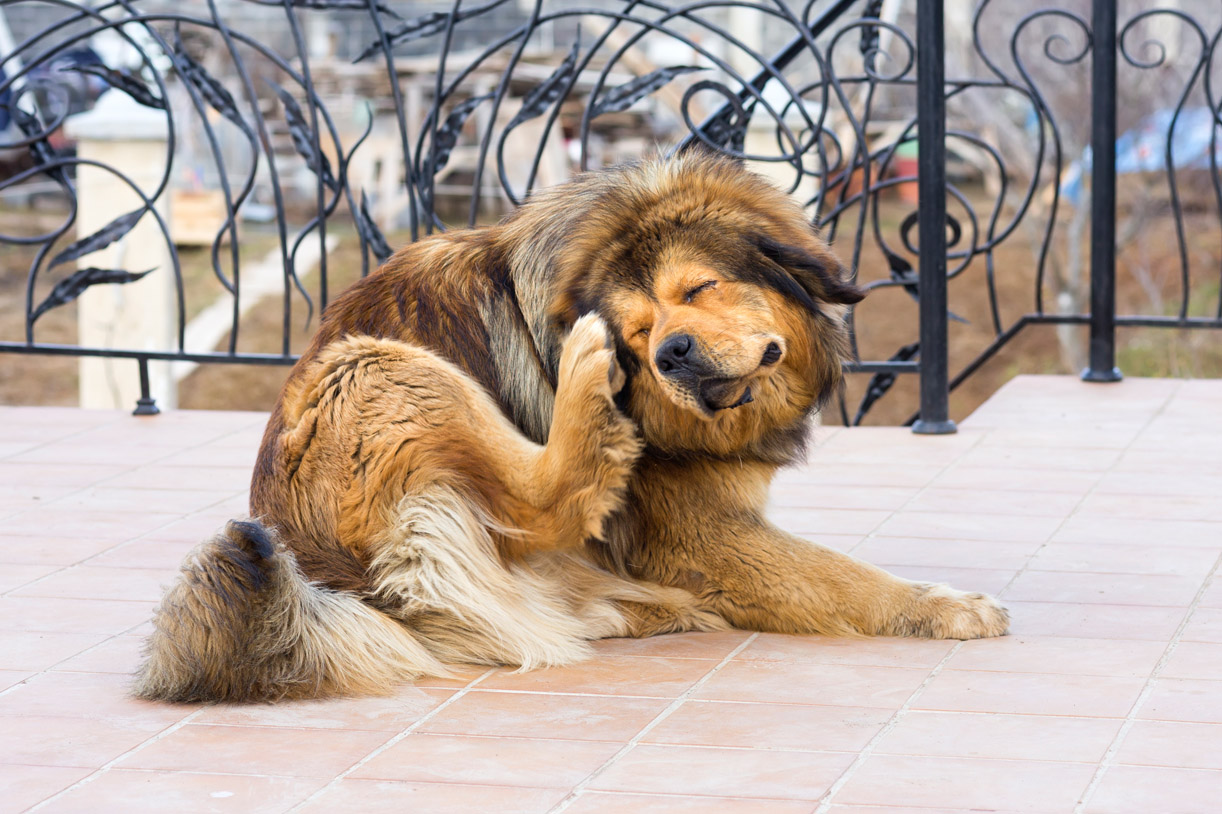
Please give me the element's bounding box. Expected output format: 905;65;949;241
845;360;921;375
133;356;161;416
676;0;859;153
0;342;298;365
1082;0;1122;383
911;0;956;435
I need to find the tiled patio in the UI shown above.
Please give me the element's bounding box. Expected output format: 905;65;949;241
1;374;1220;813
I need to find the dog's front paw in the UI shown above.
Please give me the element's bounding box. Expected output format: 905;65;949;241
559;313;624;399
892;583;1010;640
551;314;641;539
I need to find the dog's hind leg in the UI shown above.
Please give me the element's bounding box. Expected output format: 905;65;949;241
296;319;640;561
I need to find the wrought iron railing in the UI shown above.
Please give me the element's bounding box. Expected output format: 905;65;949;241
2;0;1221;427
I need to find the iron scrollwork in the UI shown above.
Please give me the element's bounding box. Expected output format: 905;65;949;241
2;0;1221;420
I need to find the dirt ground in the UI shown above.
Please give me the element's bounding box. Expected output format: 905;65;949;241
3;189;1220;425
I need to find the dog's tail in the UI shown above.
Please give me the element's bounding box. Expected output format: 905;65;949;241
133;520;448;703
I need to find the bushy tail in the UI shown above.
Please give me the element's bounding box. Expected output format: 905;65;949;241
133;520;448;703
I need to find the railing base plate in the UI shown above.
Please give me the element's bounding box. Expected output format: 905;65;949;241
911;418;958;435
1080;367;1123;383
133;398;161;417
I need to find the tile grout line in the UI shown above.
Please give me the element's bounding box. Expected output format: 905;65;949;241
1071;549;1222;813
282;668;499;812
545;631;761;814
811;638;967;813
26;706;210;812
991;379;1183;604
813;381;1184;812
843;428;990;557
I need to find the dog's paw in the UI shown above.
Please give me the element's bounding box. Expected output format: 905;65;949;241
559;313;624;399
895;583;1010;640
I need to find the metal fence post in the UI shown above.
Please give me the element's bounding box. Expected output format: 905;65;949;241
912;0;956;434
1082;0;1123;383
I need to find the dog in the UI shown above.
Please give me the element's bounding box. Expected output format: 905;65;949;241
135;152;1008;703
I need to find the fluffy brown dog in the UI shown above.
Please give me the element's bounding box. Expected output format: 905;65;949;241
135;152;1008;703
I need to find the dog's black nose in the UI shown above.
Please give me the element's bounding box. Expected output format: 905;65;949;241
655;333;694;374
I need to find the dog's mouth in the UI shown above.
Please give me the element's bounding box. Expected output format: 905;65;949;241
697;377;754;416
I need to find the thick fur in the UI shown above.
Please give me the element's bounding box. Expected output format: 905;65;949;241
135;153;1007;703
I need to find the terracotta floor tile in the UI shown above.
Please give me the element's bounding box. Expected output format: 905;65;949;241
831;754;1096;812
587;743;854;800
695;661;929;708
1083;765;1222;814
915;670;1145;717
1051;515;1222;548
0;630;109;672
877;511;1062;544
793;533;864;552
643;699;892;752
1002;570;1204;607
1027;542;1219;577
411;665;494;690
0;562;61;593
955;445;1121;472
1112;720;1222;769
738;633;956;670
1094;471;1222;497
0;671;191;729
851;536;1040;571
1003;601;1187;640
39;769;325;814
118;723;389;777
7;443;179;468
157;445;259;469
826;801;1026;806
1076;493;1222;522
477;655;714;697
905;487;1082;517
767;484;918;511
564;791;815;814
976;426;1140;449
879;565;1017;596
589;630;751;660
0;462;127;490
1182;608;1222;643
417;689;669;741
0;765;92;814
874;710;1122;762
1137;678;1222;723
762;508;892;536
294;778;568;814
0;535;125;566
933;465;1099;494
1202;578;1222;609
351;733;620;787
0;596;156;635
0;714;163;767
1;508;179;542
0;670;33;690
1114;449;1222;475
51;634;145;674
11;566;176;603
945;635;1166;678
50;487;238;515
86;539;195;570
193;687;452;731
774;462;944;488
1160;642;1222;681
103;465;254;492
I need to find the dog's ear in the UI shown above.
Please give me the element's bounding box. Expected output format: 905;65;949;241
749;233;866;314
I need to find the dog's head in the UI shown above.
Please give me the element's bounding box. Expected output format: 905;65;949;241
533;153;864;461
